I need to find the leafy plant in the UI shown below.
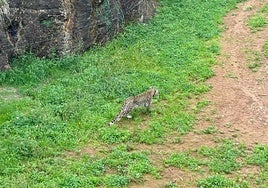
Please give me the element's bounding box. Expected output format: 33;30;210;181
261;3;268;13
105;175;130;187
247;145;268;169
203;125;218;134
198;140;245;174
247;62;261;71
164;152;201;171
264;41;268;58
166;181;179;188
197;175;248;188
98;126;132;144
247;3;268;33
246;49;262;72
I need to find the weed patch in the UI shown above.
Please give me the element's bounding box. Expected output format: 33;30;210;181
197;175;248;188
248;15;267;32
164;152;201;171
264;41;268;58
198;140;245;173
247;145;268;169
246;49;263;72
247;3;268;32
165;140;245;174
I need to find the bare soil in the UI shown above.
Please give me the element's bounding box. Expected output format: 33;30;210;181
203;0;268;146
0;87;20;101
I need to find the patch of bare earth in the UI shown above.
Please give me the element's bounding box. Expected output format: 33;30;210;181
0;87;21;101
203;0;268;147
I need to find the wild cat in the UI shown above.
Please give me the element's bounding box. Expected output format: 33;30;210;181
109;87;159;125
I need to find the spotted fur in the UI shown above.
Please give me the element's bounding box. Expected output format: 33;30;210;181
109;88;159;125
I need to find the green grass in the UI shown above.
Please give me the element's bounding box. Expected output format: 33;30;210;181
247;145;268;169
197;175;248;188
164;152;201;171
264;41;268;58
248;15;267;32
165;141;268;187
247;3;268;32
246;49;262;72
247;62;261;71
261;3;268;14
198;140;245;174
1;0;263;187
165;140;245;174
166;182;179;188
246;145;268;186
0;145;157;187
202;125;218;134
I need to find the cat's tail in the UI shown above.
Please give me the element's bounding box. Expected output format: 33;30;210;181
108;121;115;126
108;114;122;125
107;115;119;126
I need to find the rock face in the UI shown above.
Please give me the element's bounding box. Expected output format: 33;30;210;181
0;0;156;70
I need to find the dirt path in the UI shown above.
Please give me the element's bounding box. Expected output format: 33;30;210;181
201;0;268;146
160;0;268;159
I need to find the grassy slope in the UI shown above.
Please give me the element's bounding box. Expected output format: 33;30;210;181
1;0;267;187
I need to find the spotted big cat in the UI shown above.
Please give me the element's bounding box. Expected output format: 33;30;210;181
109;88;159;125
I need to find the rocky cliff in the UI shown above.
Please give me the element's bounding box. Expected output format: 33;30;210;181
0;0;156;70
